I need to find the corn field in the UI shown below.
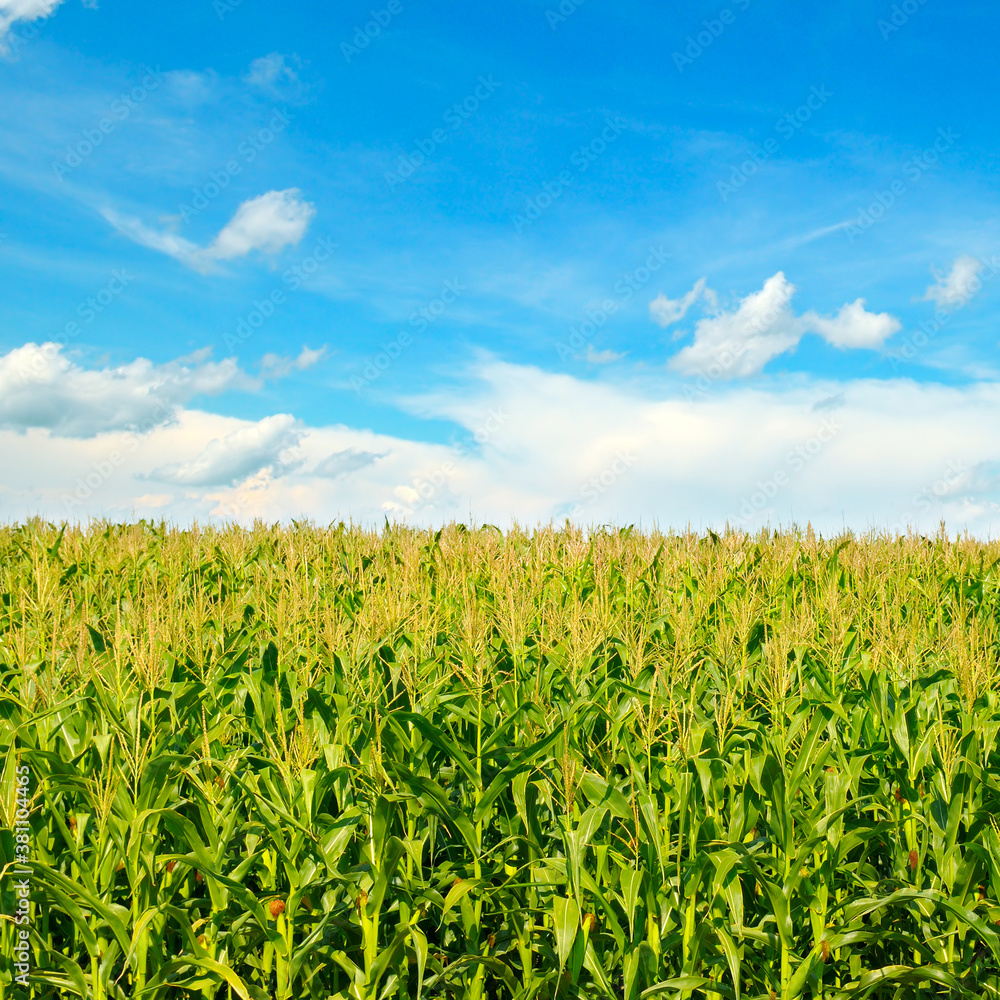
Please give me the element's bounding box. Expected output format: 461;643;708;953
2;519;1000;999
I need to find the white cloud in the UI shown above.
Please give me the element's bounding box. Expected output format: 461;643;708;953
6;346;1000;537
584;345;623;364
650;277;708;328
670;272;801;377
244;52;298;90
923;255;984;311
802;299;901;350
668;273;901;377
102;189;315;271
201;189;315;264
260;345;327;378
0;0;64;48
0;342;257;436
146;414;302;486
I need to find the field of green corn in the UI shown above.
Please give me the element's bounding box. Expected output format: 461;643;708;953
2;520;1000;999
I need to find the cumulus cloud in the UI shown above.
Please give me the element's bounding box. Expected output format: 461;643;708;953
650;277;708;328
102;189;315;271
146;414;302;487
802;299;901;349
923;255;984;311
0;0;64;48
0;342;257;436
670;272;801;377
668;273;901;377
260;346;327;378
201;189;315;263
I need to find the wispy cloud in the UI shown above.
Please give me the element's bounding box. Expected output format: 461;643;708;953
102;189;316;272
922;254;984;311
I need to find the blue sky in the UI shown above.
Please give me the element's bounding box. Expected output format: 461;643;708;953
2;0;1000;533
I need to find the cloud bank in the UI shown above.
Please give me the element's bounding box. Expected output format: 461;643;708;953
3;344;1000;537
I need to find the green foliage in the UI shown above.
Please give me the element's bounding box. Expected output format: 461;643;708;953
1;519;1000;998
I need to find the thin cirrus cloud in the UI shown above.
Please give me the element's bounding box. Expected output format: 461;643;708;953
102;189;316;272
649;277;710;329
656;272;902;377
259;346;328;379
